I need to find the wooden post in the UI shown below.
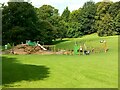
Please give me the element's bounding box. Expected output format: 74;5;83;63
79;49;80;55
104;40;107;53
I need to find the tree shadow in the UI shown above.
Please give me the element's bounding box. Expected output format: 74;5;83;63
52;40;69;45
2;56;50;85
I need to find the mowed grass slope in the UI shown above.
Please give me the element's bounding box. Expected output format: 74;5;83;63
55;33;118;52
2;34;118;88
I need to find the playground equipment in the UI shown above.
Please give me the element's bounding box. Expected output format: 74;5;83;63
3;39;109;55
71;39;109;55
73;42;92;55
4;43;12;50
5;45;7;49
101;40;108;52
26;40;37;46
74;44;80;55
26;40;47;51
38;44;47;50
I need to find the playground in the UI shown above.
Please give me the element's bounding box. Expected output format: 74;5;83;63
2;34;118;88
3;34;109;55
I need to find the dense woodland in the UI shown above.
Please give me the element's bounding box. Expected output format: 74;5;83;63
1;0;120;45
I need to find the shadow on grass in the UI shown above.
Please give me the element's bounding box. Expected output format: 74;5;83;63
2;56;50;85
52;40;69;45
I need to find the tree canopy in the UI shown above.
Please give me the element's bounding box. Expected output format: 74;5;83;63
2;1;120;45
2;2;38;45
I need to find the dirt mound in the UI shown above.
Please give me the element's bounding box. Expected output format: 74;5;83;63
9;44;55;55
3;44;74;55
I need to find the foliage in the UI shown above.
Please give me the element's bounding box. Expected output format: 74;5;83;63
67;22;82;38
2;1;120;45
95;1;120;36
97;13;116;36
36;5;66;42
37;5;59;21
61;7;70;22
35;20;55;44
56;20;67;39
2;2;38;45
114;12;120;34
108;1;120;35
108;1;120;18
69;9;81;22
78;1;97;35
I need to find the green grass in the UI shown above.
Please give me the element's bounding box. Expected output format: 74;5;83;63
2;34;118;88
55;33;118;51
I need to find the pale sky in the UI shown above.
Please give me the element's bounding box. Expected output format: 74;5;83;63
0;0;119;14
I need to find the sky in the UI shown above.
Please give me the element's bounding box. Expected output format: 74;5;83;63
0;0;119;14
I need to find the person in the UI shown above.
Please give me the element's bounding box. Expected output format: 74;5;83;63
103;40;108;53
80;45;83;52
83;43;90;55
5;45;7;50
83;43;87;55
79;45;83;55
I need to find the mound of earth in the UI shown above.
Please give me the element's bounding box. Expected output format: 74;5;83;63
8;44;55;55
2;44;72;55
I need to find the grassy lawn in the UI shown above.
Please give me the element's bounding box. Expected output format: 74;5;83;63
2;34;118;88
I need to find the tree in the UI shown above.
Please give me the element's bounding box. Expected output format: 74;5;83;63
95;1;112;35
37;5;68;40
2;2;38;45
37;5;59;21
96;1;112;18
67;9;82;38
36;5;65;41
61;7;70;22
35;20;55;44
69;9;81;22
78;1;97;35
95;1;120;36
67;22;82;38
57;20;67;39
97;13;116;36
107;1;120;35
114;12;120;35
108;1;120;18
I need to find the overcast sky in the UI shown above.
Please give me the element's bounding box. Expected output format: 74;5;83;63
0;0;119;14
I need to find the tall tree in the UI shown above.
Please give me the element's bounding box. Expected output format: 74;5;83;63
67;22;82;38
108;1;120;18
108;1;120;35
61;7;70;22
69;9;81;22
67;9;82;38
37;5;59;21
36;5;66;41
114;12;120;35
95;1;112;21
97;13;116;36
79;1;97;34
36;5;67;42
2;2;38;45
35;20;55;44
95;1;120;36
56;20;67;39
